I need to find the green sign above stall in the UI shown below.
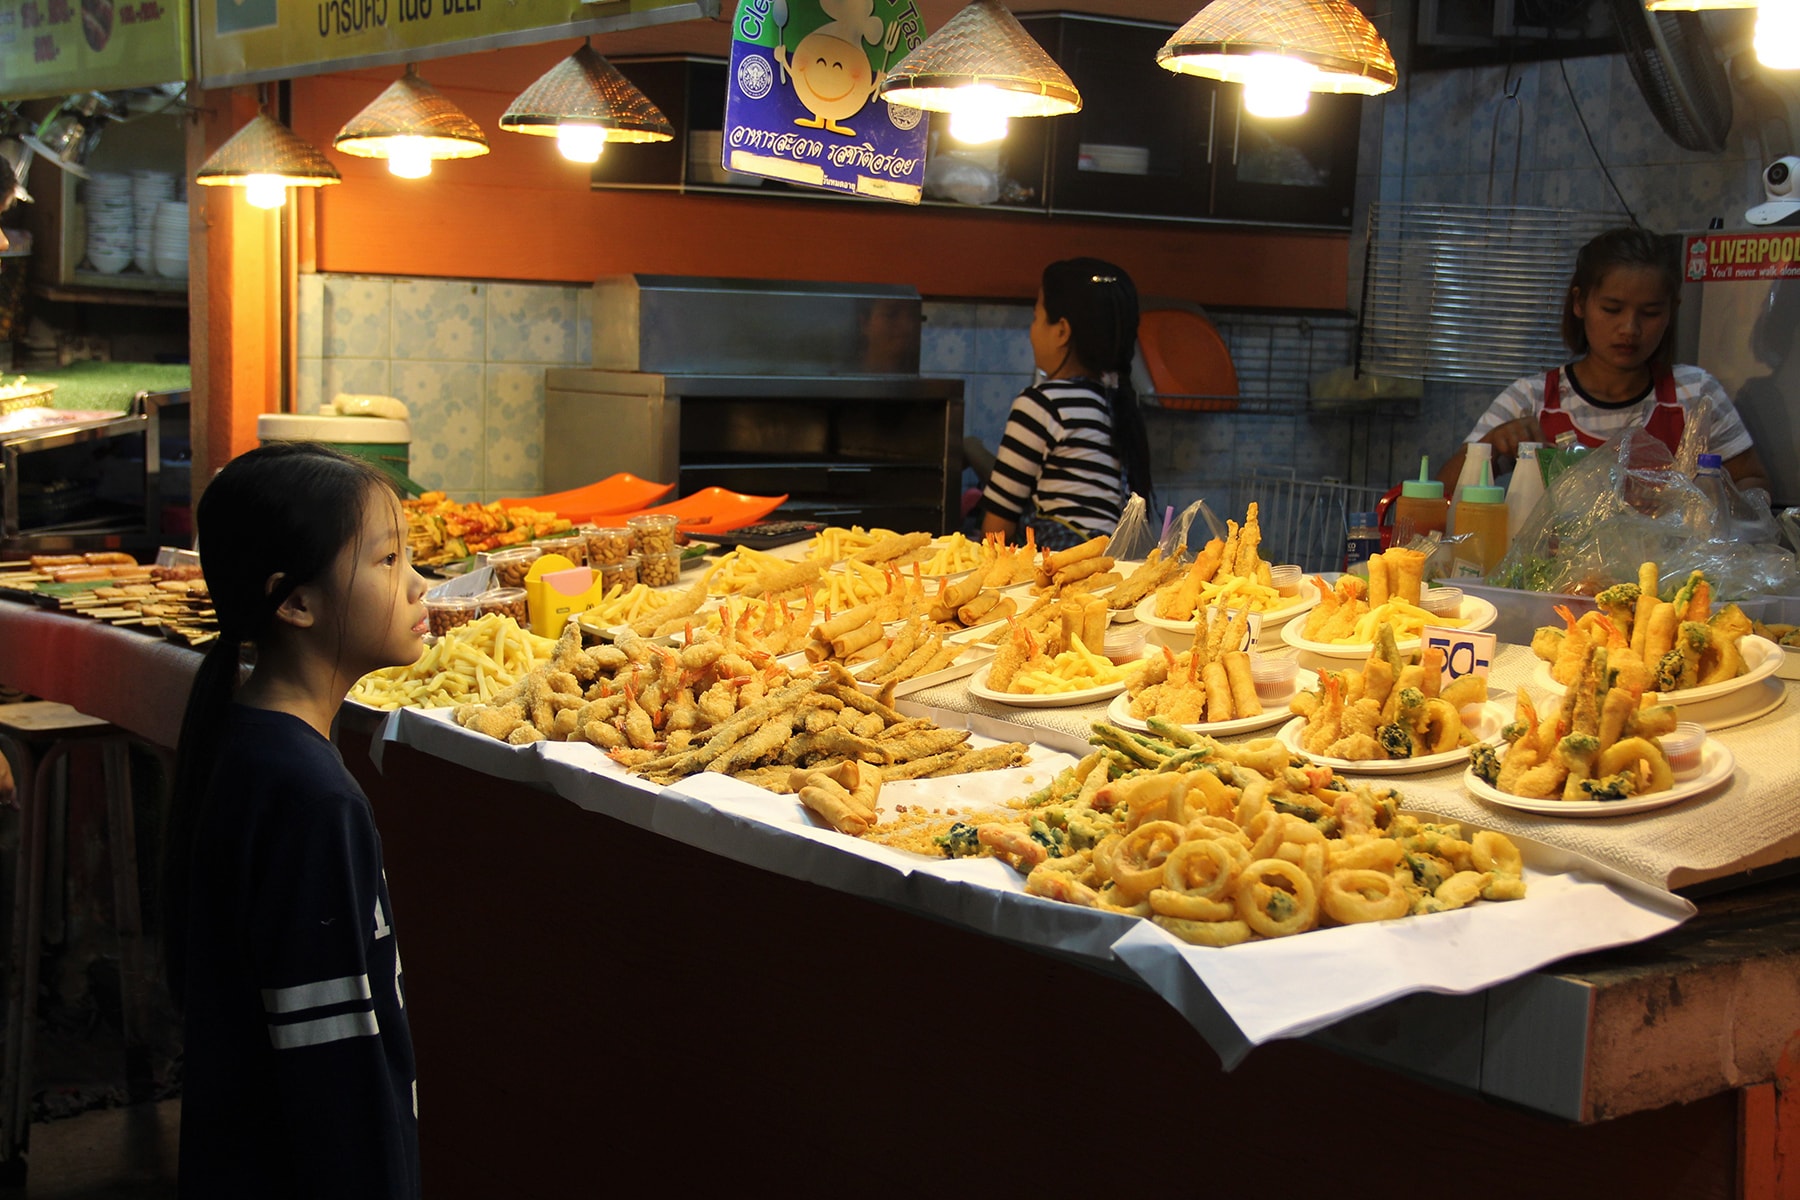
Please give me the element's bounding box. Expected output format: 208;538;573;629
0;0;191;100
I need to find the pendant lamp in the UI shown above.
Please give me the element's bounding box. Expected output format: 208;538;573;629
1157;0;1397;119
195;113;341;210
500;40;674;164
878;0;1080;145
334;66;488;179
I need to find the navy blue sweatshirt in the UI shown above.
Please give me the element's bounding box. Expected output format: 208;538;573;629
180;704;419;1198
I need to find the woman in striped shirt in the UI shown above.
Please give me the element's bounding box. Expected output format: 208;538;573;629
980;258;1154;549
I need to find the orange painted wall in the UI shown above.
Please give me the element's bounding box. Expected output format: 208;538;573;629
288;43;1349;308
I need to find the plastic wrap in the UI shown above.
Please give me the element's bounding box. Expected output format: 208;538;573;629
1488;416;1798;598
1105;493;1154;561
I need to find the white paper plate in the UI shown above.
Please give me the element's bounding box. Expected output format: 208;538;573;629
1775;645;1800;681
1463;739;1735;817
1105;666;1318;736
967;660;1135;708
1274;699;1509;774
1669;674;1787;731
1531;634;1784;707
1280;594;1500;659
1134;579;1320;636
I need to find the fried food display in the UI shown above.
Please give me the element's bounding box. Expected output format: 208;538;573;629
1752;618;1799;649
1531;564;1754;693
352;614;558;709
1289;625;1488;761
1030;535;1119;598
1128;607;1261;724
1295;546;1454;646
1473;631;1679;801
976;530;1040;588
1150;503;1285;620
447;621;1031;787
914;533;985;576
985;617;1139;696
404;492;571;566
706;547;825;600
854;616;975;687
926;571;1017;634
1107;547;1188;612
863;719;1527;942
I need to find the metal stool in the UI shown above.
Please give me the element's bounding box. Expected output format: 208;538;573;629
0;701;152;1178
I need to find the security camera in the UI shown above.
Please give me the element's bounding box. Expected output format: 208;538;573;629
1748;157;1800;225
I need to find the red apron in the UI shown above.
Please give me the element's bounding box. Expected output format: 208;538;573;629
1539;365;1685;453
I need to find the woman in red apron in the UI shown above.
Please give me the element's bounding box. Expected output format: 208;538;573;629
1440;228;1770;498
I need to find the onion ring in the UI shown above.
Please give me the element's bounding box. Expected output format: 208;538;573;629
1148;888;1236;922
1321;868;1409;924
1152;916;1254;947
1327;836;1404;874
1471;830;1522;877
1109;820;1187;901
1251;813;1325;861
1235;858;1318;938
1162;838;1237;899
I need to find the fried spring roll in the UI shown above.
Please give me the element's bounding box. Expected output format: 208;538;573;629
1222;650;1262;717
1202;660;1234;722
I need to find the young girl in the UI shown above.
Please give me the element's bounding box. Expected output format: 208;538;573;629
1443;226;1771;496
980;257;1154;550
164;442;427;1198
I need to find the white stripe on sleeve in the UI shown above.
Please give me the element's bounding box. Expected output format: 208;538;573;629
268;1009;381;1050
262;974;373;1015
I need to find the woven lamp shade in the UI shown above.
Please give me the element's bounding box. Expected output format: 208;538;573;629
1157;0;1397;95
880;0;1081;118
501;44;674;143
335;68;489;160
195;114;340;188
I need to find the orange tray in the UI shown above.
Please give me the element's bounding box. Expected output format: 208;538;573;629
500;474;674;524
610;487;789;534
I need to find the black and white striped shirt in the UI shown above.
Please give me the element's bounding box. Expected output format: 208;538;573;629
982;378;1125;536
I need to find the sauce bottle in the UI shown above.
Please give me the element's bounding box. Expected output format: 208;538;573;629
1392;455;1448;547
1451;460;1509;576
1344;510;1382;571
1505;442;1545;541
1447;442;1493;535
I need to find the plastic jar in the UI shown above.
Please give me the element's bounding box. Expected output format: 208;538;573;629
424;594;479;638
599;555;641;592
537;535;588;568
584;526;634;565
1249;653;1300;703
486;545;542;590
1420;586;1464;618
1268;564;1302;597
627;513;681;557
476;587;529;627
1662;722;1707;781
639;546;683;588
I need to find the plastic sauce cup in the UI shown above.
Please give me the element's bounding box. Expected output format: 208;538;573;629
1104;625;1146;665
1268;564;1302;597
1249;653;1299;703
1662;722;1707;781
1420;586;1464;617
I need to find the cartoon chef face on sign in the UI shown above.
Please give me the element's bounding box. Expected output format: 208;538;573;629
774;0;890;136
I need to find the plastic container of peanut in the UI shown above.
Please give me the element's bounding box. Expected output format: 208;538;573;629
627;513;681;557
486;545;542;590
639;546;682;588
584;526;633;565
424;595;480;638
599;555;640;592
537;535;588;567
476;587;529;627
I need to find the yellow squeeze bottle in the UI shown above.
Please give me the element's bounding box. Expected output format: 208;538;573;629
1451;460;1509;576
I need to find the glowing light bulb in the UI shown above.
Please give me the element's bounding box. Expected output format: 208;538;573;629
556;124;607;164
1756;0;1800;70
948;85;1010;144
386;136;433;179
243;174;287;209
1241;54;1315;119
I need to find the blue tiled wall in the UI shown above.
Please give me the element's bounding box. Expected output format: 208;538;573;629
297;274;592;500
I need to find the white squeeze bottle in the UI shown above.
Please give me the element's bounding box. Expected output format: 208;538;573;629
1447;442;1493;535
1506;442;1545;541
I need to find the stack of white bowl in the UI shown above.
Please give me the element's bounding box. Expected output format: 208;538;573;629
85;172;135;274
131;170;176;274
152;201;188;279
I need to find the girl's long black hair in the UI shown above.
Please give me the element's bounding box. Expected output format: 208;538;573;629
163;442;392;1007
1040;257;1154;509
1561;226;1683;367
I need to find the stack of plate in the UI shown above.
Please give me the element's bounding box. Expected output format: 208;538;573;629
152;201;188;279
84;172;134;274
131;170;176;274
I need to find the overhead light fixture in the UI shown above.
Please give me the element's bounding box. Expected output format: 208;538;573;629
499;39;674;164
878;0;1081;146
1157;0;1397;119
334;66;488;179
1755;0;1800;67
194;113;341;210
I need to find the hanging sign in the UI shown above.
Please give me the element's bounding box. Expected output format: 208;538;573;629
195;0;709;89
0;0;190;99
723;0;928;204
1684;232;1800;283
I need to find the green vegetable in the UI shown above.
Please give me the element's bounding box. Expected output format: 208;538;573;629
1470;744;1502;785
1594;582;1641;610
1028;819;1068;857
1652;647;1687;691
1577;772;1638;802
1377;722;1415;759
1395;687;1425;715
935;822;983;858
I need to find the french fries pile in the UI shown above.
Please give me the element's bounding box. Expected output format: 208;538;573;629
986;612;1136;696
576;579;723;639
1290;625;1487;761
447;621;1031;791
1152;503;1282;620
1029;535;1120;598
1299;547;1460;645
914;532;986;577
817;560;931;617
706;547;825;600
865;720;1526;944
1474;634;1680;802
1128;607;1262;724
404;492;571;566
351;614;558;709
1531;564;1754;694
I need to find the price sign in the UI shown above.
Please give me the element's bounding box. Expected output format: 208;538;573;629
1425;626;1496;686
